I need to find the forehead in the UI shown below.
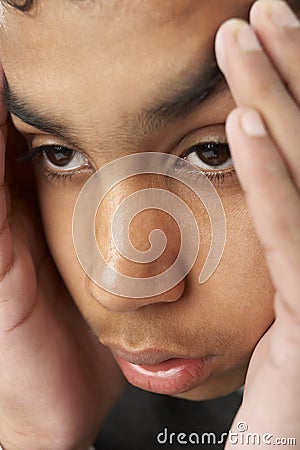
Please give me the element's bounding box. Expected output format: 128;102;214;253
0;0;252;79
0;0;252;141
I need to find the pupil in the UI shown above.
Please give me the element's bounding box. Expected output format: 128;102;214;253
198;143;229;166
46;148;74;167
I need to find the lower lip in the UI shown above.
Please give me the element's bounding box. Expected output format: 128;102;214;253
113;354;214;395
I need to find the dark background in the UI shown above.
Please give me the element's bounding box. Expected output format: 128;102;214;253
95;385;242;449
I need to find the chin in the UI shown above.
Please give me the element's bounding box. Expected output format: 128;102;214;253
172;366;247;401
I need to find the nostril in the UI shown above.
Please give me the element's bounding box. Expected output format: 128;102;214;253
86;276;186;313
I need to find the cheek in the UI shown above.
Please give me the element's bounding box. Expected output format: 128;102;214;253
182;186;274;362
36;178;89;304
198;190;274;353
36;174;274;357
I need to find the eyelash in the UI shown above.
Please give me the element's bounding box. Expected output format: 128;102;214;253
203;170;235;184
20;142;236;186
19;145;91;184
181;141;236;186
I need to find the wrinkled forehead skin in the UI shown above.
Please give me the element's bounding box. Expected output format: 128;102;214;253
0;0;254;141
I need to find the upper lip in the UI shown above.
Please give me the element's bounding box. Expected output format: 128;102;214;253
105;343;198;366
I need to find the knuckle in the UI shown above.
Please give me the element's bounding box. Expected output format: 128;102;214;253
0;217;9;238
0;260;13;284
266;213;300;251
286;77;300;103
254;78;285;103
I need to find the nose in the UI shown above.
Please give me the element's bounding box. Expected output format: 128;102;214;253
85;180;190;312
88;276;186;313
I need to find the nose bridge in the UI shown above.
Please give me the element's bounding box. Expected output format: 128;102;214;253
86;176;187;312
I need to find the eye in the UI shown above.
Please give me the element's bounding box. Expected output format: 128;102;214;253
20;144;91;182
42;146;89;171
183;141;233;172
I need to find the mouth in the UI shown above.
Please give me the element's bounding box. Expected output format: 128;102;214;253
109;345;216;395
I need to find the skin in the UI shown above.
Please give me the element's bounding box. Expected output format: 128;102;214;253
0;0;299;449
0;0;275;398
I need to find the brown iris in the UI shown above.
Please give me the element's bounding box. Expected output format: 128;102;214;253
190;142;230;167
45;147;75;167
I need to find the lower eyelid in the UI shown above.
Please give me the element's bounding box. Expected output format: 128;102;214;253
205;168;238;188
23;148;92;184
33;158;92;184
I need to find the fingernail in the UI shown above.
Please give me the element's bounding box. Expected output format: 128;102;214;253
215;28;225;70
241;110;267;137
271;1;300;28
238;25;262;52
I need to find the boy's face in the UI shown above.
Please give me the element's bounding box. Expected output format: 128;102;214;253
0;0;275;400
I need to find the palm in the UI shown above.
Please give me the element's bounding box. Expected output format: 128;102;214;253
227;294;300;448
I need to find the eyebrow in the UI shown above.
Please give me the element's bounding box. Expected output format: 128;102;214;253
139;58;225;134
3;75;80;148
2;56;225;148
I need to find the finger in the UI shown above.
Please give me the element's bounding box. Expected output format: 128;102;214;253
250;0;300;104
0;67;8;127
0;131;13;282
0;66;12;277
0;78;34;332
226;107;300;317
215;17;300;190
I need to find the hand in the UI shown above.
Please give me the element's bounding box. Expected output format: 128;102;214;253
0;73;125;450
215;0;300;447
